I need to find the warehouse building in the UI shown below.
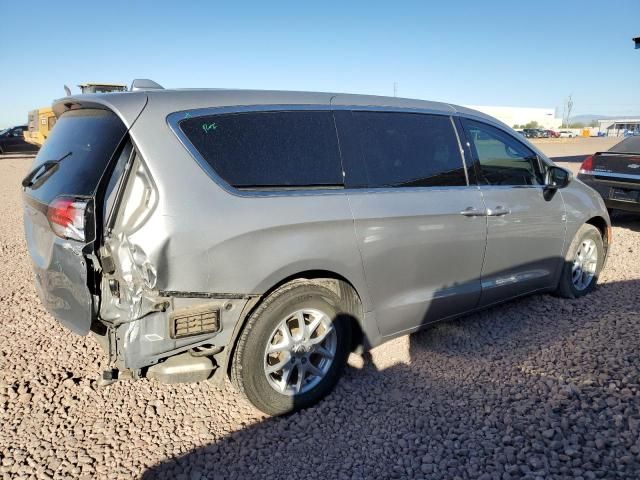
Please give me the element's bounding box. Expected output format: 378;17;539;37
597;118;640;137
465;105;562;130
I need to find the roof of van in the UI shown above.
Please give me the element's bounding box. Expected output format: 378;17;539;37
52;88;505;129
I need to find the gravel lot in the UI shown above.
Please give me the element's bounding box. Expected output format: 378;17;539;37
1;139;639;479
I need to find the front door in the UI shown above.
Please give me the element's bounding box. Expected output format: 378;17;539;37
336;110;487;337
460;118;566;307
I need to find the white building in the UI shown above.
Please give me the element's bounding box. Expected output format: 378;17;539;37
597;118;640;137
465;105;562;130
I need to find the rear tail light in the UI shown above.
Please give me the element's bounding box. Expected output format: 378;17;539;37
579;155;594;174
47;197;90;242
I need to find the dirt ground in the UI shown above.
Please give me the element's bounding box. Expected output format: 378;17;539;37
1;139;639;479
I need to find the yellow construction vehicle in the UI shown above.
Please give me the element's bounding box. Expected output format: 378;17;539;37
24;83;128;147
24;108;56;147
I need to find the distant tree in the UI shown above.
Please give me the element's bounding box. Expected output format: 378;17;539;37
524;121;540;129
589;120;599;128
513;124;521;129
569;122;585;129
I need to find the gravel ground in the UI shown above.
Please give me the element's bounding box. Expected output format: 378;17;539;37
1;151;640;479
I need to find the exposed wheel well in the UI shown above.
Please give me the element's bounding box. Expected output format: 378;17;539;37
586;216;610;252
225;271;365;378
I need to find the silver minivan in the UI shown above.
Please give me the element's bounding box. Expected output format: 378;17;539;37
22;84;610;415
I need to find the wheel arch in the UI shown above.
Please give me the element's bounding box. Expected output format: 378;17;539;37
223;269;367;379
585;215;610;254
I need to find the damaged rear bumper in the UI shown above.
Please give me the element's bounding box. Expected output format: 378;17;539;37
97;232;259;383
93;291;259;384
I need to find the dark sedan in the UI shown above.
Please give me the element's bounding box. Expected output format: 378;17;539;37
0;126;39;154
578;136;640;213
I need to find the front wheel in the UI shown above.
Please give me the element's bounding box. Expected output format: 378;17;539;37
556;224;604;298
231;280;352;416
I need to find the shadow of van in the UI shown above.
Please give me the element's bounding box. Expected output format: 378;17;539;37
142;261;640;479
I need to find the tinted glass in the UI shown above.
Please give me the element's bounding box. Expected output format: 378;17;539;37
609;136;640;154
463;119;542;186
349;111;466;188
24;109;127;204
180;111;343;188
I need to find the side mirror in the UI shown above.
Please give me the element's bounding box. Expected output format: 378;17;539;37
545;165;571;189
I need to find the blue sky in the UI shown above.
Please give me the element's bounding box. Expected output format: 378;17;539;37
1;0;638;128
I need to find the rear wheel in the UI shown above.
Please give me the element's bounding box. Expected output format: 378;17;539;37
231;280;352;416
556;224;604;298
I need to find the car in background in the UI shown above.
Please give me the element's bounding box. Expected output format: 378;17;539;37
0;126;39;154
545;130;560;138
515;130;526;137
522;128;540;138
578;136;640;213
559;131;577;138
536;129;550;138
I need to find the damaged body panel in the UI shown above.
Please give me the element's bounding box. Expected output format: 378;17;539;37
23;195;94;335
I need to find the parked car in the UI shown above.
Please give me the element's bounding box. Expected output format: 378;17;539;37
536;129;550;138
577;136;640;213
22;85;611;415
559;130;577;138
522;128;540;138
0;125;39;154
545;130;560;138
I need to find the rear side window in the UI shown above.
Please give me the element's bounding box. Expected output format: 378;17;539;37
179;111;343;188
25;109;127;204
343;111;466;188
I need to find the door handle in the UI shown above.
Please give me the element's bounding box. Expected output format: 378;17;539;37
460;207;486;217
486;206;511;217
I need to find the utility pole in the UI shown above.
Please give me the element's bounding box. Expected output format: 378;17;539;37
563;95;574;128
393;82;398;97
633;36;639;49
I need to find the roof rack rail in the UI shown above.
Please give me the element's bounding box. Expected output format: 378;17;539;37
130;79;164;91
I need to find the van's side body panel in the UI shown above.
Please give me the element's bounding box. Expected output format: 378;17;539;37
347;187;488;336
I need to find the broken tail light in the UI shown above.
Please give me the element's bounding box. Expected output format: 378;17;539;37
47;197;93;242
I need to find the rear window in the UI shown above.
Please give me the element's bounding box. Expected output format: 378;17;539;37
25;109;126;204
343;111;467;188
179;111;343;188
609;136;640;154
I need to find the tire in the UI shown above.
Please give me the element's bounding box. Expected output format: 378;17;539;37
231;280;352;416
556;224;604;298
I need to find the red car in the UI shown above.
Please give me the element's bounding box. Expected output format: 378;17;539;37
545;130;560;138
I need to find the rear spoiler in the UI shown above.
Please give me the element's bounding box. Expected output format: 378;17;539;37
51;93;149;131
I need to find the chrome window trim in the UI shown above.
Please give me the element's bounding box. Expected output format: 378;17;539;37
583;171;640;181
167;104;472;198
